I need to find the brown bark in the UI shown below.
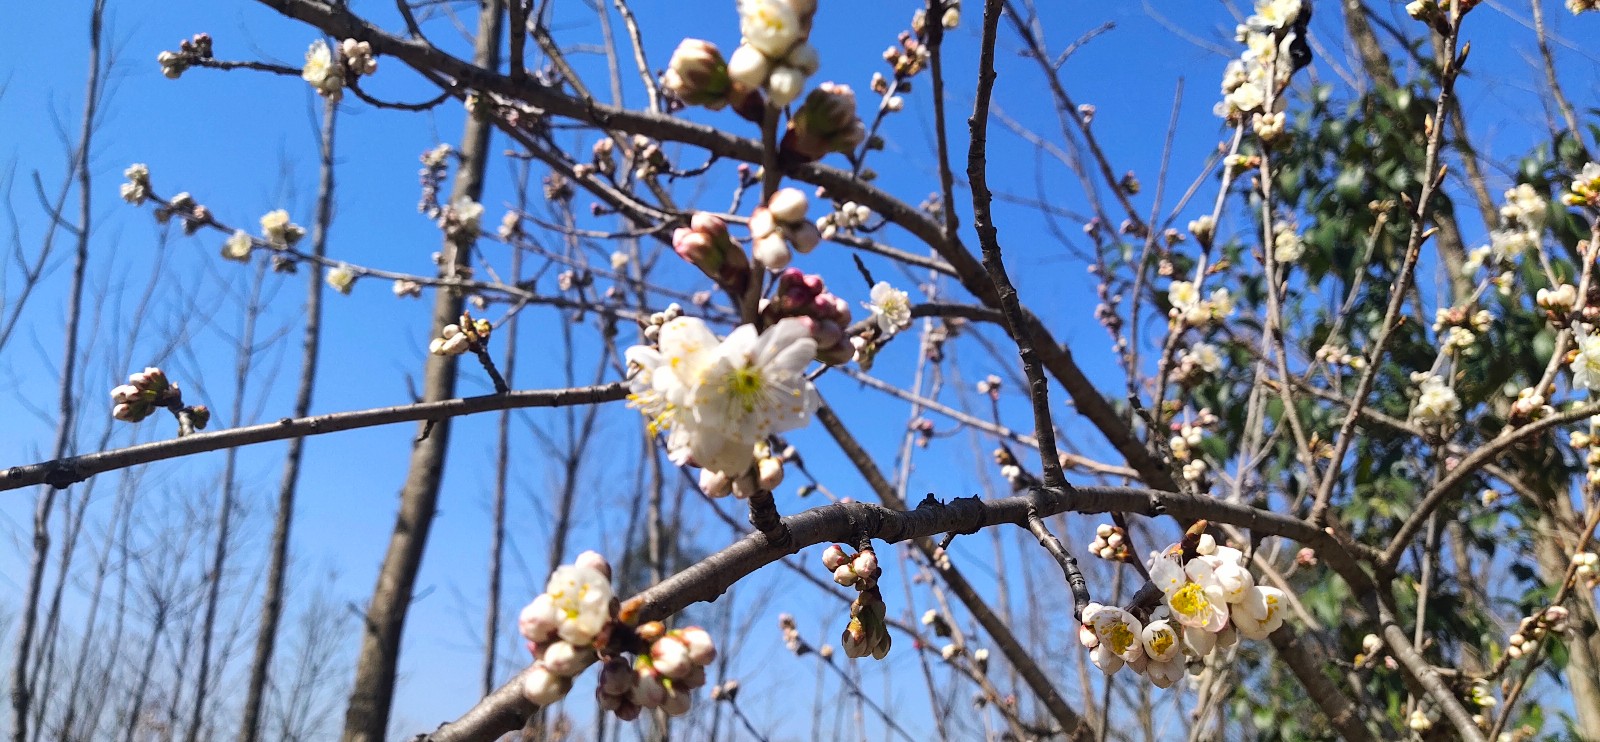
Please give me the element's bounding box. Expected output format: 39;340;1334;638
340;2;503;738
239;96;338;742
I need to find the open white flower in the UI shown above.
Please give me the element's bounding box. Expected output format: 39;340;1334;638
302;39;344;101
628;317;817;477
541;563;615;646
1232;585;1286;640
738;0;803;59
1168;281;1199;313
1573;334;1600;392
867;281;912;335
1149;550;1231;632
1409;374;1460;423
221;230;253;262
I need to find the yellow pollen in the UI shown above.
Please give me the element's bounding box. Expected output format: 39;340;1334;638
1149;631;1175;656
1105;623;1136;655
1171;583;1210;621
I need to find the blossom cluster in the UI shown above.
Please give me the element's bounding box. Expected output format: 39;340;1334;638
673;213;750;293
1573;551;1599;589
1087;523;1131;562
1215;0;1308;123
111;367;183;423
1505;606;1570;659
749;188;821;271
626;315;818;480
1565;162;1600;208
1408;373;1461;426
760;269;856;364
301;40;344;102
156;33;213;80
1166;280;1234;328
1080;534;1284;688
516;552;719;718
430;313;492;357
594;625;717;719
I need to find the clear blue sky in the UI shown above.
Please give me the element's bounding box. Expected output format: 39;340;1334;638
2;0;1597;738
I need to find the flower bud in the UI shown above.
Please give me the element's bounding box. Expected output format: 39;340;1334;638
651;636;694;680
766;65;807;106
522;666;572;706
833;563;858;587
574;550;612;581
679;627;717;666
726;44;771;90
767;188;810;225
822;544;851;571
662;39;732;109
752;230;792;271
757;456;785;490
699;468;733;498
540;641;596;677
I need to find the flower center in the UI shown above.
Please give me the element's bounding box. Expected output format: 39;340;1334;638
726;366;765;414
1149;630;1175;657
1105;622;1136;655
1170;582;1211;620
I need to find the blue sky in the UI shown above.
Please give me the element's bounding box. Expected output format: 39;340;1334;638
3;0;1599;738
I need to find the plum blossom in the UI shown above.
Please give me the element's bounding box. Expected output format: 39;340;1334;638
301;39;344;102
1409;374;1460;424
627;317;818;477
866;281;912;336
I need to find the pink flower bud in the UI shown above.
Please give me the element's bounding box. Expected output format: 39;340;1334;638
852;550;880;583
822;544;851;571
651;636;694;679
833;563;859;586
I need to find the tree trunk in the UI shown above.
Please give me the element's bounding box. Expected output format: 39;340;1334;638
239;88;339;742
340;2;502;738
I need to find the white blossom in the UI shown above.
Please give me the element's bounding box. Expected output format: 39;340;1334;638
301;39;344;102
627;317;818;477
1572;334;1600;392
867;281;912;335
221;230;253;262
738;0;804;59
1409;374;1460;424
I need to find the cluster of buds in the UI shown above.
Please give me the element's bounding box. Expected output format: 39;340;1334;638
1314;343;1367;370
1083;525;1285;688
301;40;344;103
1537;284;1579;319
993;446;1038;490
155;192;211;236
1166;281;1234;327
392;279;423;299
1506;606;1570;658
340;39;377;78
760;269;853;364
1508;385;1554;423
725;0;819;107
749;188;821;272
111;367;181;423
883;25;932;77
1432;305;1492;357
823;544;881;589
1088;523;1131;562
841;585;892;660
418;144;453;218
624;136;669;180
674;213;750;293
518;552;614;706
1253;110;1287;144
778;613;816;655
637;303;685;346
594;623;717;720
156;33;213;80
430;312;492;356
820;545;890;660
815;200;872;240
259;209;306;248
781;84;867;163
976;375;1002;401
111;367;210;432
439;197;485;242
1573;551;1599;589
121;164;151;205
909;417;935;447
1564;162;1600;208
697;441;786;498
1271;223;1304;262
